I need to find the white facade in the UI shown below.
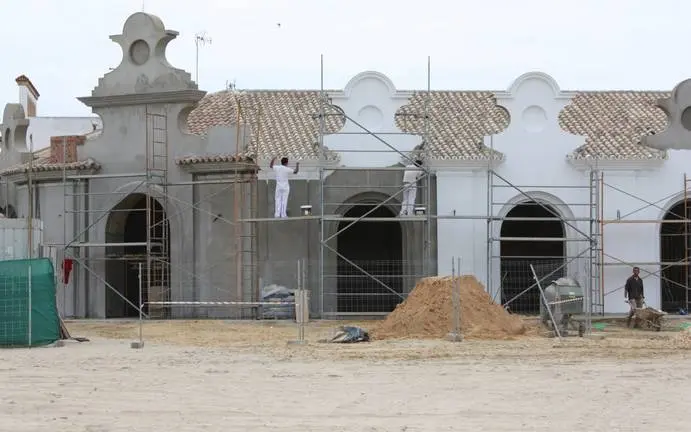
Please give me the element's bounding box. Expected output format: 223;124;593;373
434;72;688;314
27;117;101;151
325;71;421;167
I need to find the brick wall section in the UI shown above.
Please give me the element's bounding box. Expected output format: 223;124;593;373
49;135;85;163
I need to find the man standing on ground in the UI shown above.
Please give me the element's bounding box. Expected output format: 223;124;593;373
270;156;299;218
400;159;424;217
625;266;645;327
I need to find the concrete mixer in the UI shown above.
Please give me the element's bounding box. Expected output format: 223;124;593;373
540;277;585;337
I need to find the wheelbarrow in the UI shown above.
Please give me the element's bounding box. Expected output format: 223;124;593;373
631;301;666;331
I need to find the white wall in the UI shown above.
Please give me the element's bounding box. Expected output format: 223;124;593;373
435;72;691;314
28;116;101;151
325;71;421;167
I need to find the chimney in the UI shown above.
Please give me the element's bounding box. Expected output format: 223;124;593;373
15;75;40;118
50;135;85;163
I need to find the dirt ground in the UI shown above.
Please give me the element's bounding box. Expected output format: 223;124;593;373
2;318;691;431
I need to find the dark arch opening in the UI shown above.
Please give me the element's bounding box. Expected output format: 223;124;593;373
500;200;565;314
105;193;170;318
660;201;688;312
0;205;17;218
337;204;402;313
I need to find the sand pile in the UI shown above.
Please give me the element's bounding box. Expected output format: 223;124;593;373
372;275;527;340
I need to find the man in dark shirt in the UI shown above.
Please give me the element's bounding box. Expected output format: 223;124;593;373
625;266;645;327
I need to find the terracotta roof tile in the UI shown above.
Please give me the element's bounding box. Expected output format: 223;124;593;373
559;91;669;160
176;154;256;166
187;90;345;161
395;91;509;160
0;154;100;176
186;89;671;162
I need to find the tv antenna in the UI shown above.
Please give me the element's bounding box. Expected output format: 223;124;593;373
194;32;212;84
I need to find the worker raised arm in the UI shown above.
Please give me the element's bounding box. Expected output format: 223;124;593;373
269;157;276;169
272;157;299;218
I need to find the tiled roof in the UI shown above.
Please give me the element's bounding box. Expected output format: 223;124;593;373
0;146;100;176
395;91;509;160
187;89;671;161
559;91;669;160
175;154;256;166
187;90;345;161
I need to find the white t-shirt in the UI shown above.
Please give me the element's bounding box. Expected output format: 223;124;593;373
273;164;294;189
402;165;422;184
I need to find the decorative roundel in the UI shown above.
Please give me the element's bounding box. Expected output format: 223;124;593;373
129;39;150;66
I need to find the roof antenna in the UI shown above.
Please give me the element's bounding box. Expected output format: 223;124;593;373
194;32;212;85
142;0;145;11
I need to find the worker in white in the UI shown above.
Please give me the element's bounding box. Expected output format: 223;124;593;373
270;156;299;218
400;159;424;216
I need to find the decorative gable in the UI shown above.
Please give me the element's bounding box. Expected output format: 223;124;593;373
79;12;205;108
642;78;691;151
488;72;585;159
324;71;421;167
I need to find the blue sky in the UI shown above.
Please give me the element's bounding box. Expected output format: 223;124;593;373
2;0;689;116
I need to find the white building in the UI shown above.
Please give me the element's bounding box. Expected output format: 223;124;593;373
8;75;101;151
435;72;684;315
1;12;687;319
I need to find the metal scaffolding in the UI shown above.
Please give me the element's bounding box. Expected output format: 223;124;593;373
58;104;259;319
313;55;433;317
34;57;691;323
237;56;433;317
485;160;602;333
600;173;691;314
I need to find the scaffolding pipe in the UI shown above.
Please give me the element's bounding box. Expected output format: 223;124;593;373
492;237;589;242
339;113;431;174
318;53;326;317
424;55;432;276
320;166;425;171
685;173;689;310
28;135;34;259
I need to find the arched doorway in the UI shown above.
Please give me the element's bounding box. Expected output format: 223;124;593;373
105;193;170;318
0;205;17;218
337;204;403;313
660;201;688;312
500;200;566;314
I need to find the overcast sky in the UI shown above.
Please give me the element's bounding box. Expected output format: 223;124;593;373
2;0;689;117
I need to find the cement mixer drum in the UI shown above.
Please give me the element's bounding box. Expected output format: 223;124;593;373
540;277;585;337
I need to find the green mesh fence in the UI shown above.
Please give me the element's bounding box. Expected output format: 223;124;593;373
0;258;60;347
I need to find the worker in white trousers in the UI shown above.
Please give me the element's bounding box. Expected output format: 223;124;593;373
270;156;299;218
400;159;424;216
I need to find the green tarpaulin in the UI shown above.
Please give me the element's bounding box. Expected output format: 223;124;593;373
0;258;60;347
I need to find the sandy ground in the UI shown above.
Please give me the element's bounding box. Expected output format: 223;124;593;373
2;319;691;432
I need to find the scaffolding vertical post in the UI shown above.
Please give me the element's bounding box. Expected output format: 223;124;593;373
234;93;243;310
27;134;34;259
247;111;260;308
685;173;689;312
318;54;326;317
599;171;605;309
486;137;494;303
62;138;68;315
424;56;433;278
